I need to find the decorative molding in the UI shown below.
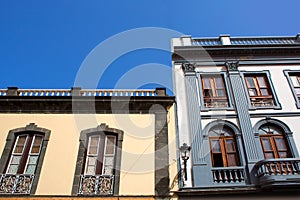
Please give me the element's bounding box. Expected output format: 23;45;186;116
182;63;196;73
225;61;239;71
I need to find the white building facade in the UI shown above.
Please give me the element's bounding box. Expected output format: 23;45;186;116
172;34;300;198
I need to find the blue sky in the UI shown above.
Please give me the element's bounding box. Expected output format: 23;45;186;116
0;0;299;90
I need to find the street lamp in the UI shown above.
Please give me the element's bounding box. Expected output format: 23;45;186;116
179;143;191;181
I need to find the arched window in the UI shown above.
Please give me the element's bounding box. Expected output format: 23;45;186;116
208;126;240;167
258;124;291;159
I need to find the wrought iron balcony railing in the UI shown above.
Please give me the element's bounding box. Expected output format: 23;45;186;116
212;166;245;184
0;174;34;194
78;175;114;195
250;97;275;107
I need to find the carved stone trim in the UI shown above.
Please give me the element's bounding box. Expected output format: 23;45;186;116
225;61;239;71
182;63;195;73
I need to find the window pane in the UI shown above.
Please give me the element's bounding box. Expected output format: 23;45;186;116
86;166;95;175
225;139;235;152
265;152;274;159
88;157;97;165
89;147;98;155
105;136;116;155
279;152;288;158
11;156;22;165
203;78;211;89
261;138;272;151
31;136;43;153
291;76;300;86
216;89;225;97
274;137;287;150
257;76;267;87
248;89;257;96
215;77;224;89
90;136;99;146
14;136;27;153
227;154;238;166
211;140;221;153
7;165;19;174
245;77;255;87
28;156;38;164
103;166;113;175
260;89;270;96
25;165;36;174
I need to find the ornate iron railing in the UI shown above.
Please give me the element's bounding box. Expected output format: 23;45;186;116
0;174;34;194
212;167;245;183
192;38;221;46
78;175;114;195
255;158;300;177
250;97;275;107
204;99;229;108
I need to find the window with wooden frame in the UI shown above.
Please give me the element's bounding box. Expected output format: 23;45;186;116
6;133;44;175
258;124;291;159
288;73;300;101
208;126;240;167
201;75;229;108
84;134;117;176
244;74;275;107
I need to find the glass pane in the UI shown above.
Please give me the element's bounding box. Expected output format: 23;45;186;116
105;136;116;155
257;76;267;87
90;136;99;146
86;166;95;175
216;89;225;97
203;77;211;89
28;156;38;164
227;154;237;166
215;77;224;89
11;156;21;164
265;152;274;159
31;136;42;153
104;157;114;166
275;137;287;150
291;76;300;86
14;136;27;153
260;89;270;96
103;166;113;175
25;165;36;174
261;138;272;151
88;157;97;165
245;77;255;87
89;147;98;155
226;139;235;152
211;140;221;153
248;89;257;96
279;152;288;158
7;165;18;174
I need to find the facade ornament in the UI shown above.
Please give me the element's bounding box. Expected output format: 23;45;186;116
225;61;239;71
182;63;195;72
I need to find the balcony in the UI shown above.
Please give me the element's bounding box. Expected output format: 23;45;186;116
78;175;114;195
0;174;34;194
254;158;300;189
212;167;245;185
250;97;275;107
